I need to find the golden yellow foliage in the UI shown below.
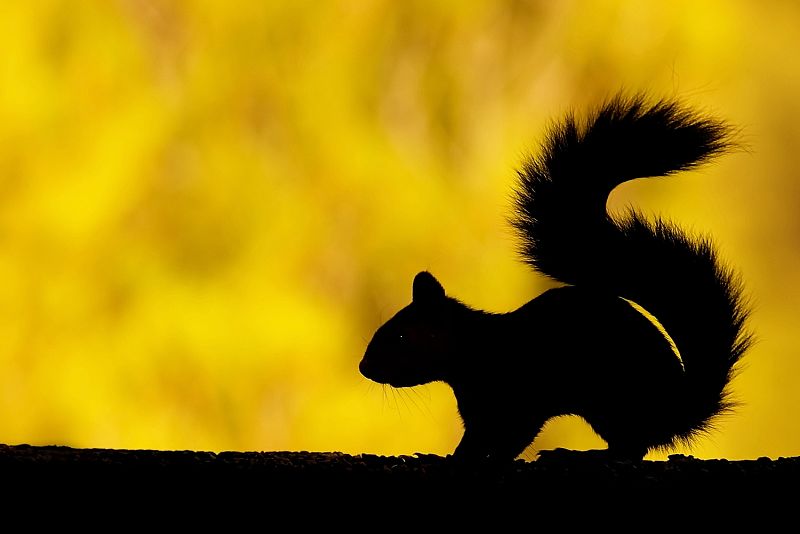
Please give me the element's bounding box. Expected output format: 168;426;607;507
0;0;798;460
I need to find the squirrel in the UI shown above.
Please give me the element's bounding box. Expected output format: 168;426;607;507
359;93;753;461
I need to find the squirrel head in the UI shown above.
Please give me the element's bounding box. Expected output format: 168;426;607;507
360;271;458;388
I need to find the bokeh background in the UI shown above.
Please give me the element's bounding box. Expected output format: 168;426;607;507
0;0;798;460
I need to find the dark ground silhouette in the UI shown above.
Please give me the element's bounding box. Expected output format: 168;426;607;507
2;443;796;527
1;443;795;496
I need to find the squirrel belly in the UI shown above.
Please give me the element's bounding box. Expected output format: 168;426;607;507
359;93;753;461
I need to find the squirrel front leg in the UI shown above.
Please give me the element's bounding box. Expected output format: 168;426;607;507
453;426;489;460
453;417;545;462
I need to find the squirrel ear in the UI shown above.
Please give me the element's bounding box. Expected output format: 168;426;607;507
412;271;445;303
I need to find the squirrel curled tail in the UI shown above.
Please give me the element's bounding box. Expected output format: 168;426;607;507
359;93;753;461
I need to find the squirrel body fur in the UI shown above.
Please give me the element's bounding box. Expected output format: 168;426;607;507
359;93;752;461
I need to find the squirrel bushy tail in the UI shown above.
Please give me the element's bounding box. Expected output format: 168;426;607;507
512;93;753;445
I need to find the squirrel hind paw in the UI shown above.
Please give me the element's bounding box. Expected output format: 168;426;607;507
536;447;645;463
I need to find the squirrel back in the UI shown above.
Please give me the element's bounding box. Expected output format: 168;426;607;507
360;93;753;460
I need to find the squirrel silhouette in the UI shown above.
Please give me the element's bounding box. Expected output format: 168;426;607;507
359;93;753;461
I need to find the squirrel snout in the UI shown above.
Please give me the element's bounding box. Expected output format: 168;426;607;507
358;356;372;380
359;353;387;383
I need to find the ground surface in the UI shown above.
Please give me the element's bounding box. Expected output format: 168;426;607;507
1;443;796;521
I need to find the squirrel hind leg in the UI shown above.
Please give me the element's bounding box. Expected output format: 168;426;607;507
597;433;649;461
605;443;648;462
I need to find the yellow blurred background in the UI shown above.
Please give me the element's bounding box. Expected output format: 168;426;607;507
0;0;798;460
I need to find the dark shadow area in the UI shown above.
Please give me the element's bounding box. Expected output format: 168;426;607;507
3;444;796;529
1;444;795;503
